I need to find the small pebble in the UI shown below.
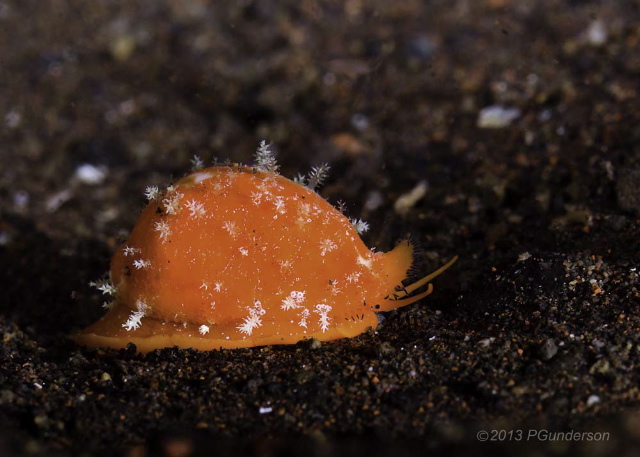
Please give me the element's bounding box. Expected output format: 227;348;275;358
406;35;437;61
364;190;383;212
478;338;492;347
45;189;73;213
75;164;108;185
586;20;607;46
589;358;611;375
394;180;428;216
517;252;532;263
477;106;521;129
540;339;558;360
587;395;601;406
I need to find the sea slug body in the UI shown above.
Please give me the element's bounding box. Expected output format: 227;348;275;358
75;142;456;352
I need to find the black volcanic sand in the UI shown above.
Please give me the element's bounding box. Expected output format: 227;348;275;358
1;1;640;456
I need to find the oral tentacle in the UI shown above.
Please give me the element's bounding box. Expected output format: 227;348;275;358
378;283;434;312
393;256;458;299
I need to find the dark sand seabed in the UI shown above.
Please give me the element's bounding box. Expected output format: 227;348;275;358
1;1;640;455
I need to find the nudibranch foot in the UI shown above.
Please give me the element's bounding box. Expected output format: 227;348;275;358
74;301;380;353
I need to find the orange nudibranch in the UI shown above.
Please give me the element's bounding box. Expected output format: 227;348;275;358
74;142;457;352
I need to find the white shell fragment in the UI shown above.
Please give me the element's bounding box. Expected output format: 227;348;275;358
394;180;429;216
477;105;521;129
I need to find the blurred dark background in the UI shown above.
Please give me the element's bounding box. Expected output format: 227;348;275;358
1;1;639;455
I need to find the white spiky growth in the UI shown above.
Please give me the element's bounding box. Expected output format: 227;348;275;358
191;155;204;171
122;299;149;331
350;218;370;235
154;220;171;242
237;301;266;336
314;304;332;332
319;238;338;256
133;259;151;270
223;220;237;237
298;309;310;328
184;199;206;218
162;189;183;215
90;280;116;296
281;291;306;311
254;141;279;173
306;164;330;190
144;186;160;201
123;246;141;257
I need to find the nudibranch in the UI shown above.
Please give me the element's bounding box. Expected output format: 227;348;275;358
75;142;457;352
